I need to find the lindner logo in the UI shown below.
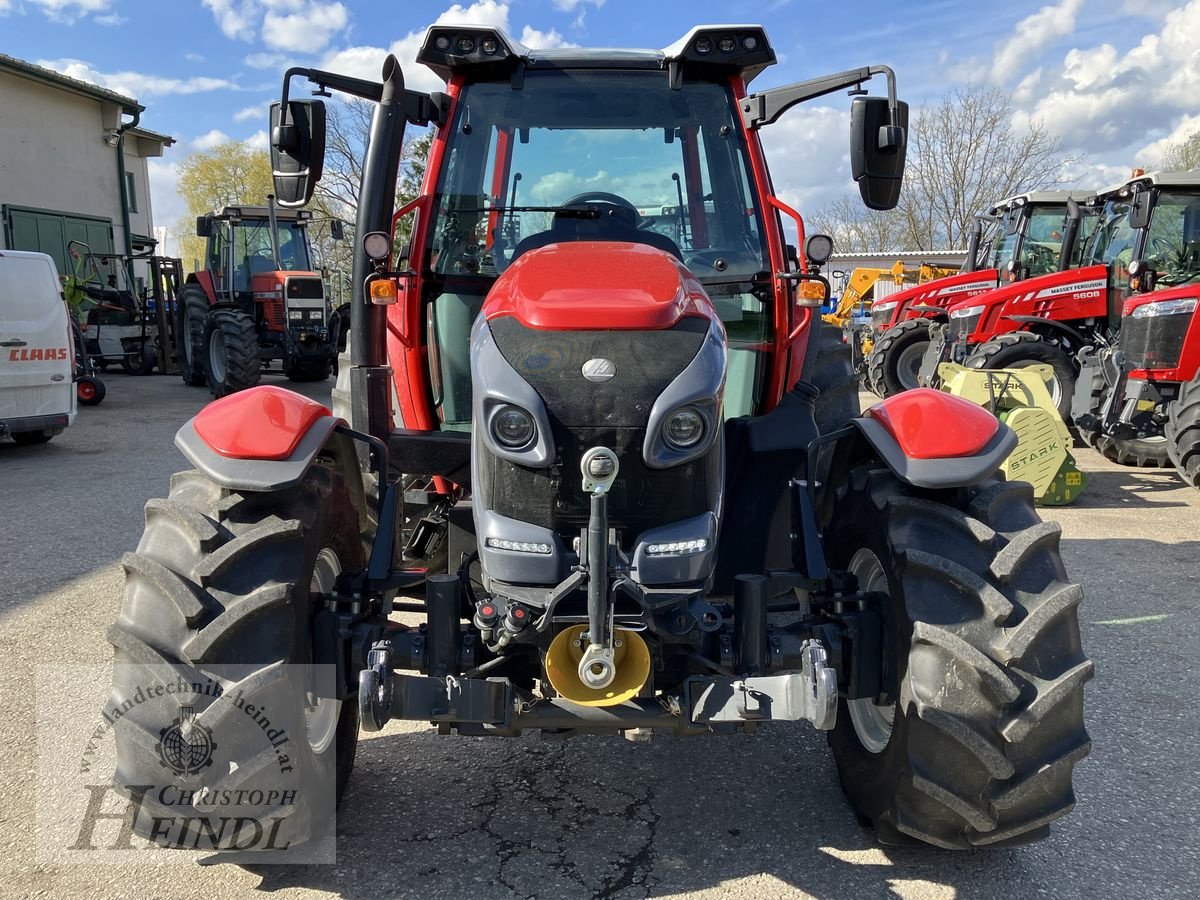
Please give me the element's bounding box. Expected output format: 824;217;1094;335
156;706;216;776
581;358;616;382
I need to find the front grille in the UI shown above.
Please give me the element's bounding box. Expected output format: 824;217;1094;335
486;426;713;544
949;312;982;340
285;277;324;300
1122;313;1191;370
483;315;715;544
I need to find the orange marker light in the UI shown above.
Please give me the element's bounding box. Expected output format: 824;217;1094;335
369;279;398;305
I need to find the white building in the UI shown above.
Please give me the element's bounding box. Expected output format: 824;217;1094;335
0;53;174;281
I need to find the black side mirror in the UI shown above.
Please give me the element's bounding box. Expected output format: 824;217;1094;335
195;215;211;238
270;100;327;208
1129;191;1153;230
850;96;908;211
330;219;345;241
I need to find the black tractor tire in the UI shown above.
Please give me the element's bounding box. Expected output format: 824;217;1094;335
77;375;106;406
177;286;211;387
1077;362;1171;467
826;473;1092;848
285;358;333;382
203;308;261;398
801;320;861;432
1166;372;1200;488
964;333;1076;421
866;319;931;397
107;466;364;853
11;430;54;445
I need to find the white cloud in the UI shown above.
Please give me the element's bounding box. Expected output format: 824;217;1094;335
992;0;1083;83
518;26;576;50
193;129;232;151
94;12;125;25
245;51;287;69
202;0;258;41
185;52;206;63
551;0;604;9
0;1;11;12
244;129;270;151
1134;114;1200;169
234;102;271;122
1011;0;1200;155
23;0;110;24
37;58;239;98
262;1;349;53
759;106;854;214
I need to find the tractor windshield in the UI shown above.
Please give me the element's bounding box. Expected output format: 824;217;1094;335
1142;190;1200;287
990;205;1069;276
425;72;768;286
224;220;312;292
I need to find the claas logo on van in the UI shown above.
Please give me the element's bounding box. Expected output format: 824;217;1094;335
9;348;68;362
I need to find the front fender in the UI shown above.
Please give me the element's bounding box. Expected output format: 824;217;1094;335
176;385;342;491
846;389;1016;489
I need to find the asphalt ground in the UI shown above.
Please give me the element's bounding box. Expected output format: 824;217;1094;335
1;374;1198;899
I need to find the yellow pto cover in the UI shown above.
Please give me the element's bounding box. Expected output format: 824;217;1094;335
937;362;1086;505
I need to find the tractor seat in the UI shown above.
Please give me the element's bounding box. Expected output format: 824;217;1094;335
511;206;682;264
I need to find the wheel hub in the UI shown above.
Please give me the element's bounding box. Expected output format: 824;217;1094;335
304;548;343;754
846;548;896;754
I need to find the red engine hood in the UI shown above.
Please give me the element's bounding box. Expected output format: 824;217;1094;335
879;268;1000;325
483;242;716;331
945;264;1109;316
1123;282;1200;314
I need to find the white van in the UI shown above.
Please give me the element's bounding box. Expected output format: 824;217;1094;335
0;250;76;445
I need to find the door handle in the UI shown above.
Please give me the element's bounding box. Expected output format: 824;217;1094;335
0;339;28;347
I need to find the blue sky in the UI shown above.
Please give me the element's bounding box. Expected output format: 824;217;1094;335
3;0;1198;253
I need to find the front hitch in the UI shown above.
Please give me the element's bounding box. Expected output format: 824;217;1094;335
579;446;620;689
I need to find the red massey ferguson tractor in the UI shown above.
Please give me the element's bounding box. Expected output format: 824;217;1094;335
175;203;340;395
105;26;1090;856
1071;172;1200;477
862;191;1080;397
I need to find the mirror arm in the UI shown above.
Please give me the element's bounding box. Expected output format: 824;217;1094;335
741;64;897;129
275;66;448;139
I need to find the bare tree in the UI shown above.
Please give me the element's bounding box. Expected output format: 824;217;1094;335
1162;129;1200;171
814;86;1075;254
310;99;433;284
809;195;910;254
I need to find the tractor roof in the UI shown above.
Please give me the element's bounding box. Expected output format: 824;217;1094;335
987;190;1079;215
211;206;312;222
418;24;776;85
1089;169;1200;201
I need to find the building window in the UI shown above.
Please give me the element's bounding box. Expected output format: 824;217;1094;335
125;172;138;213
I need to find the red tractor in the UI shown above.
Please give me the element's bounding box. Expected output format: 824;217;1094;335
176;203;341;395
863;191;1080;396
1071;172;1200;474
105;26;1089;856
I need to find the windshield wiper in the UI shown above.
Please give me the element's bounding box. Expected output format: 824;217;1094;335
447;205;604;219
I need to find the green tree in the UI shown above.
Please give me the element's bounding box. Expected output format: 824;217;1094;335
174;141;274;271
1161;129;1200;171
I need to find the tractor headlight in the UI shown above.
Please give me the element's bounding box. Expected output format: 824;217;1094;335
950;304;986;319
664;407;704;449
492;405;536;449
1130;297;1197;318
288;310;303;320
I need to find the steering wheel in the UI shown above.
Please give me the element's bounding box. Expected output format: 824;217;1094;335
561;191;639;216
1150;236;1177;261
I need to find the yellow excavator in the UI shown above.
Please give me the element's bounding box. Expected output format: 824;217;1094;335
824;260;959;356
